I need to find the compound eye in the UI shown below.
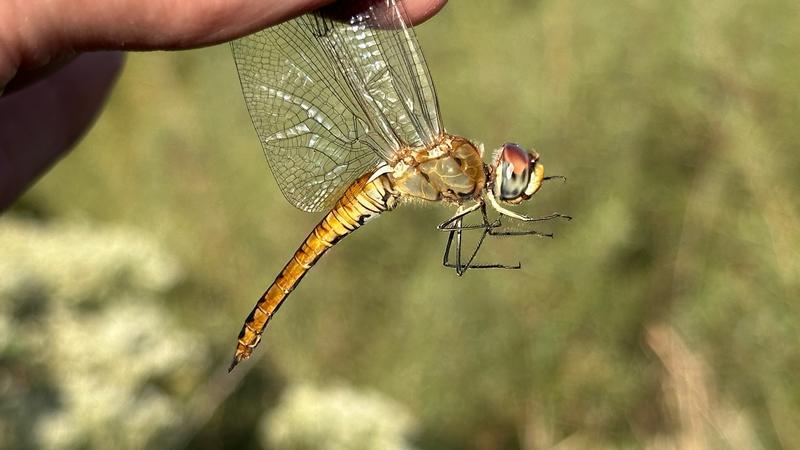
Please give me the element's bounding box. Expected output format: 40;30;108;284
499;143;532;201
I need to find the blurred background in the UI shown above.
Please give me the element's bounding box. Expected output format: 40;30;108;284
3;0;800;448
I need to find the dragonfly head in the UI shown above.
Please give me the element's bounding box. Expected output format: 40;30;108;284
489;143;545;205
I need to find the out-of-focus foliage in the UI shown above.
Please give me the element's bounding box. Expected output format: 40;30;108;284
0;217;209;449
6;0;800;448
261;382;416;450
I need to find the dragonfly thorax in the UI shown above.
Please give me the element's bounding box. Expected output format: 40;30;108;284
390;134;487;204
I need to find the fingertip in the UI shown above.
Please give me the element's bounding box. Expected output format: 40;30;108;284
401;0;448;25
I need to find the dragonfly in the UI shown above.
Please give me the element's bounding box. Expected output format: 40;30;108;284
228;0;569;371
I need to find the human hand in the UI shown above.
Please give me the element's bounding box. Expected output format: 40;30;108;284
0;0;447;210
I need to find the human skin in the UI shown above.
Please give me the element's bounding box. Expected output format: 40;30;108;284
0;0;447;210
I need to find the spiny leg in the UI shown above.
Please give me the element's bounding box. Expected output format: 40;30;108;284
442;216;480;276
438;201;499;233
437;201;483;230
490;228;554;238
442;200;571;273
441;205;480;275
487;193;572;223
442;220;459;272
442;224;521;275
441;213;468;275
456;226;522;274
454;216;463;273
486;214;555;239
484;209;565;239
440;203;478;275
461;203;522;272
441;202;521;275
440;181;573;274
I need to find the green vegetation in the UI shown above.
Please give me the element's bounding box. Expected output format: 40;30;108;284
5;0;800;448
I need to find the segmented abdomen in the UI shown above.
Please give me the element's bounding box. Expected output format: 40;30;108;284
229;173;397;371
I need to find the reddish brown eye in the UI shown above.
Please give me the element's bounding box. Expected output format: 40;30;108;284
497;143;533;201
502;143;530;174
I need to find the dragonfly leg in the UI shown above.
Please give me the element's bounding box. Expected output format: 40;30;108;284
437;201;483;231
441;204;483;275
442;196;571;274
443;239;522;273
487;194;572;223
441;203;521;275
442;223;520;274
455;217;463;274
486;214;555;239
463;218;521;273
489;228;555;238
442;216;465;275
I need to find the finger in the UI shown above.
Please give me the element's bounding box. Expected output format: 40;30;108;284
0;52;123;210
326;0;448;27
0;0;448;209
400;0;449;23
4;0;446;88
20;0;447;52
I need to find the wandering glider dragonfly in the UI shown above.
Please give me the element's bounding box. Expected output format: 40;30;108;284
229;0;569;371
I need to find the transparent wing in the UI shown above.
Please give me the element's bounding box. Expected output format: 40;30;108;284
232;0;442;212
318;0;443;152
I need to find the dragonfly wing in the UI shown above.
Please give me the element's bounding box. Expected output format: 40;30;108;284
316;0;443;153
232;0;442;212
232;17;382;212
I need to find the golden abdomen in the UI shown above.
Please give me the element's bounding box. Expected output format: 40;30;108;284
229;173;398;371
391;135;486;203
